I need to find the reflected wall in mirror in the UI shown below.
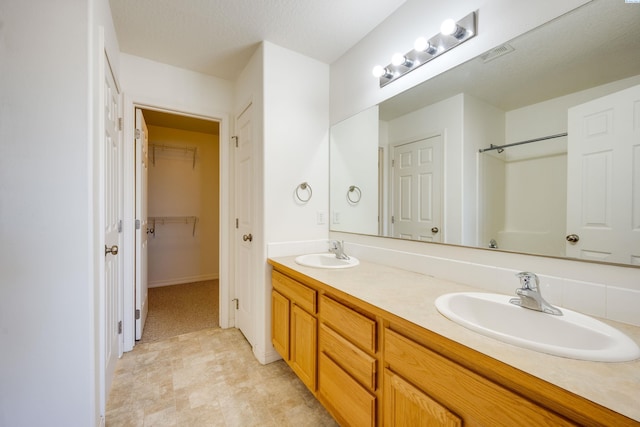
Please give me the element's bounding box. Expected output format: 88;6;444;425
329;0;640;266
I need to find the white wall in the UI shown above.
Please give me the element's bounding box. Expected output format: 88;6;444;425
263;43;330;244
119;54;234;115
258;42;330;363
330;106;379;235
146;126;219;287
0;0;118;425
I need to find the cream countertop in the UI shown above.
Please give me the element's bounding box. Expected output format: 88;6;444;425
270;256;640;422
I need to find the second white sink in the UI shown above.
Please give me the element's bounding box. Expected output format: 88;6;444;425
295;253;359;269
435;292;640;362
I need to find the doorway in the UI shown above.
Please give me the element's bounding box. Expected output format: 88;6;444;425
135;108;221;343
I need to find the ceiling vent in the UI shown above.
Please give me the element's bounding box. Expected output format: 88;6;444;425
480;43;515;63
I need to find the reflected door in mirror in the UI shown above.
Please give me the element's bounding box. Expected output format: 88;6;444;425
392;134;443;241
566;84;640;265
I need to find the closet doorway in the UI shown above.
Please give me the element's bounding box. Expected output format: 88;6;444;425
135;108;221;343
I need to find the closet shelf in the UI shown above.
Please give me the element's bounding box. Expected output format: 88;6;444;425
149;143;197;169
148;216;198;236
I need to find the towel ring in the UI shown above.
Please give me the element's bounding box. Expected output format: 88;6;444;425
296;182;312;203
347;185;362;204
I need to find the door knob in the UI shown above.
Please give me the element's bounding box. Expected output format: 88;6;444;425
431;227;439;234
105;245;119;256
566;234;580;243
243;233;253;242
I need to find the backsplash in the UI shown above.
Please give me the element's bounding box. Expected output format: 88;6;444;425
267;235;640;327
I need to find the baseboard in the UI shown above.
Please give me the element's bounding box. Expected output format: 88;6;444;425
254;344;283;365
148;273;219;288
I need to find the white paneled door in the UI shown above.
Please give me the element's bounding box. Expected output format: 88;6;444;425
135;109;149;340
567;84;640;264
234;104;254;344
102;52;122;414
392;134;443;242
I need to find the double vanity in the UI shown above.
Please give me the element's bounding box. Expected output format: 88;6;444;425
268;253;640;426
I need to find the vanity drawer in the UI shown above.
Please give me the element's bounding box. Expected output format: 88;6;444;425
272;270;316;314
320;295;376;353
319;352;376;427
319;323;377;390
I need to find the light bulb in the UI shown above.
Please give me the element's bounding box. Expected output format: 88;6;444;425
391;53;406;66
441;18;466;39
372;65;387;78
414;37;428;51
414;37;437;55
440;18;458;36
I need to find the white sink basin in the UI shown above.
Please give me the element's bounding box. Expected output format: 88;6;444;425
435;292;640;362
294;253;359;269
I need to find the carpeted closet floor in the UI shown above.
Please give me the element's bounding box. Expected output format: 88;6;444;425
139;280;219;343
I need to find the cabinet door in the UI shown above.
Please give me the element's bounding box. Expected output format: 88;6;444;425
291;304;317;391
271;290;290;359
384;369;461;427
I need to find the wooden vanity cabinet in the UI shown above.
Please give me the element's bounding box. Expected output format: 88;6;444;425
269;261;637;427
271;270;317;392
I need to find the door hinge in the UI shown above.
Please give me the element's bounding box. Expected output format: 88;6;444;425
232;298;239;310
118;117;123;131
232;136;238;147
135;129;141;139
391;215;395;224
118;219;123;233
235;218;239;229
135;219;141;230
135;309;141;320
118;321;123;334
391;159;395;167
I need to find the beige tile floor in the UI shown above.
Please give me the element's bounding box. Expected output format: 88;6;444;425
106;327;338;427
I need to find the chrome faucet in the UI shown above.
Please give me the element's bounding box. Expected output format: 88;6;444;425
329;240;350;260
509;272;562;316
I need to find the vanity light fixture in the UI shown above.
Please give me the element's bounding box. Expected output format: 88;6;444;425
373;11;477;87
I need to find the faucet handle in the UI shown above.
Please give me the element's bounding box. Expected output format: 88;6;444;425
516;271;539;290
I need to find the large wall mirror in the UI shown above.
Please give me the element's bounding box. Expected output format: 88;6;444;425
330;0;640;267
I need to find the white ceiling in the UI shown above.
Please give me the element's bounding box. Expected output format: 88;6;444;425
109;0;407;80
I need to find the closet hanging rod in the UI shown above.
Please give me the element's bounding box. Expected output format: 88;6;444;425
148;216;199;236
478;132;567;153
150;143;198;169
